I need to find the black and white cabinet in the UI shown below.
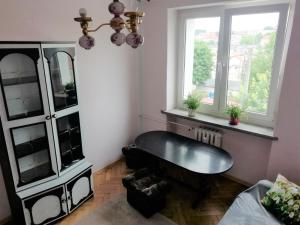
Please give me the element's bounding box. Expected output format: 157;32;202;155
0;42;93;225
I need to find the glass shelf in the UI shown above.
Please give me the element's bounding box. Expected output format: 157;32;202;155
20;162;54;186
11;122;55;187
2;76;38;86
58;126;79;136
9;109;44;121
15;136;48;158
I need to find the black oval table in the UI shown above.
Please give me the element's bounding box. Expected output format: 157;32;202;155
135;131;234;208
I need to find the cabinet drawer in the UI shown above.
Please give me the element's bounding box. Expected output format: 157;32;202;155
23;185;67;225
66;168;93;212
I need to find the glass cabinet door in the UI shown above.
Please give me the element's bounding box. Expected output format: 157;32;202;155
43;48;78;112
10;122;56;187
0;49;44;120
56;112;84;171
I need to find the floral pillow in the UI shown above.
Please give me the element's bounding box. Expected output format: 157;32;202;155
262;174;300;225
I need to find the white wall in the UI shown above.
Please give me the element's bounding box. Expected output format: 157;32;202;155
267;0;300;184
0;0;140;220
141;0;299;185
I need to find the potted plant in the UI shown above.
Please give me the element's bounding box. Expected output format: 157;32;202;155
226;105;242;125
65;82;75;91
184;94;200;117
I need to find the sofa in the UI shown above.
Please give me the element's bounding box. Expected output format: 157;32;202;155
219;180;284;225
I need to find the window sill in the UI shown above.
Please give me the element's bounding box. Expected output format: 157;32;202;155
161;109;278;141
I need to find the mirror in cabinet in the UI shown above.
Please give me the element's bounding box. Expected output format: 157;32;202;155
10;122;56;187
0;49;44;120
44;48;78;111
56;112;84;171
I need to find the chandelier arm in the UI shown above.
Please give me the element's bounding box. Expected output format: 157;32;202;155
124;22;132;33
87;23;111;33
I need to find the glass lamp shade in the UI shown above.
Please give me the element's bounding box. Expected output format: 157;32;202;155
79;35;95;50
110;16;125;32
79;8;87;17
126;32;144;48
108;0;125;15
111;32;126;46
127;0;142;12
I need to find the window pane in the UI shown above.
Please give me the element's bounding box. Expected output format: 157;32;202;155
227;13;280;114
184;17;220;105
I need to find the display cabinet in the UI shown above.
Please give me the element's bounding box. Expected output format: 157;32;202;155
0;42;93;225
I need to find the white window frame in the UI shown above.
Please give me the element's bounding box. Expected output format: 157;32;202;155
176;2;289;128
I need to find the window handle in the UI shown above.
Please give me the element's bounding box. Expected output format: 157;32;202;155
45;115;51;120
52;114;57;119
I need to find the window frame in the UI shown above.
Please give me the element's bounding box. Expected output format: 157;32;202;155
177;6;225;115
176;2;289;128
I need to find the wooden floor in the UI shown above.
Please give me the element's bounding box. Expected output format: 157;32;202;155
57;159;246;225
6;159;246;225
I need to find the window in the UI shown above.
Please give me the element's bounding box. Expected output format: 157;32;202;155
177;3;289;127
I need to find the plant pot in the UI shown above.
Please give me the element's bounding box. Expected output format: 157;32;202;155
229;117;240;125
188;108;196;117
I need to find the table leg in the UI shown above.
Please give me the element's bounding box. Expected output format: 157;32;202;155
192;175;214;209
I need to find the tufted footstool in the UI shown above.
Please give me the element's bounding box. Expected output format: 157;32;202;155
122;168;171;218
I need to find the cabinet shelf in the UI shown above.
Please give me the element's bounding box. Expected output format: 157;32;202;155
61;144;81;153
61;144;84;170
9;109;43;120
2;76;38;86
19;162;54;186
61;158;84;170
58;126;79;136
15;136;48;158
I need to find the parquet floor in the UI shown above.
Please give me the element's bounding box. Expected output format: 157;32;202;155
55;159;246;225
2;158;248;225
5;159;246;225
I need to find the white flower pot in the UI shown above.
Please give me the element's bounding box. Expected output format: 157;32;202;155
188;108;196;117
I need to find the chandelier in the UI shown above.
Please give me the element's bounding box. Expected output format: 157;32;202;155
74;0;150;50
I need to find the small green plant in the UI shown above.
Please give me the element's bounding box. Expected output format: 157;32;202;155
184;95;200;110
226;105;242;119
65;82;75;90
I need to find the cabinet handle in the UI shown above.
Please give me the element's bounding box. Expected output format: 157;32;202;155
45;115;51;120
61;198;66;203
67;196;71;200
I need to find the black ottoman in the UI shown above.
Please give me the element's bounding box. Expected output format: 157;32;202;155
122;168;171;218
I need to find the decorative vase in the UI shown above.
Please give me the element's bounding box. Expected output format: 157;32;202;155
229;116;240;125
188;108;196;117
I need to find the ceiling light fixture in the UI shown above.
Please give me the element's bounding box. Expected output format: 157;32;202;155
74;0;150;50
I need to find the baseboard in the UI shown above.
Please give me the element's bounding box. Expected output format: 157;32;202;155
94;156;125;173
222;174;252;187
0;216;12;225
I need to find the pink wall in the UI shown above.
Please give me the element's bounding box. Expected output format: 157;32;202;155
267;1;300;185
141;0;299;185
1;0;299;222
0;0;140;220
